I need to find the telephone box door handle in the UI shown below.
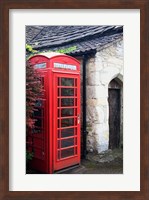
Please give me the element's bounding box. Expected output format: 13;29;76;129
77;114;80;124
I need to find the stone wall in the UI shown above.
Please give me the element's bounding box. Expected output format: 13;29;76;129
86;38;123;153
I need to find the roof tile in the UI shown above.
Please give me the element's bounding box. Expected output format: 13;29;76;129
26;26;123;55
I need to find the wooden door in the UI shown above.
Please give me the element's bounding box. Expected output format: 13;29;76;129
108;88;120;149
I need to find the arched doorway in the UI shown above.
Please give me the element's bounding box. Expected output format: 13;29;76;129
108;78;122;149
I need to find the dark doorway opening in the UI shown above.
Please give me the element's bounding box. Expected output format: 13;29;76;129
108;78;122;149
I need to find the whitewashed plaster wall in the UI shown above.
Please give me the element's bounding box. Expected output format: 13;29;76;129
86;38;123;153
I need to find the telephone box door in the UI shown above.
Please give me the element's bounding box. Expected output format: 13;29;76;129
53;73;80;171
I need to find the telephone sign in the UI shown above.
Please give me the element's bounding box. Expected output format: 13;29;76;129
54;62;77;70
35;62;46;69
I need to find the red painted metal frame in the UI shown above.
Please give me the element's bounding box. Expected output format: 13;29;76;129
53;73;80;171
27;61;50;173
27;54;80;173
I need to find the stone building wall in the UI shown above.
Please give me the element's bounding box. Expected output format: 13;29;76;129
85;38;123;153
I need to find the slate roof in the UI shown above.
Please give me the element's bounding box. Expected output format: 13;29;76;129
26;26;123;56
26;26;45;43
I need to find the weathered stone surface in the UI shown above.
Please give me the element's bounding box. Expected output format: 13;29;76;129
86;85;108;99
95;85;108;98
88;57;95;63
86;62;96;74
86;39;123;153
86;71;101;86
94;131;109;153
94;56;104;71
86;98;107;106
86;106;105;124
99;67;120;85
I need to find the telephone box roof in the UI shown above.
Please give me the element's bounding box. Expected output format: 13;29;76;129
29;52;80;65
39;52;64;58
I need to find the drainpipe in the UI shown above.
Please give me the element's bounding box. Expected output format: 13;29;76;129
82;54;88;159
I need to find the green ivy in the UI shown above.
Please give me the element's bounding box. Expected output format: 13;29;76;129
26;44;77;59
56;46;77;54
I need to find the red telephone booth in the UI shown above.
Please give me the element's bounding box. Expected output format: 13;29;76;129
27;52;81;173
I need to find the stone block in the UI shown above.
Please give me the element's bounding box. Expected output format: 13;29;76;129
86;71;100;86
86;86;96;99
86;62;95;73
87;106;105;124
95;85;108;98
107;58;123;68
87;85;108;98
94;56;104;71
94;130;109;153
86;98;107;106
99;67;120;85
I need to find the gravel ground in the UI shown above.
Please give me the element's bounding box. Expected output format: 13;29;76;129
27;148;123;174
61;148;123;174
